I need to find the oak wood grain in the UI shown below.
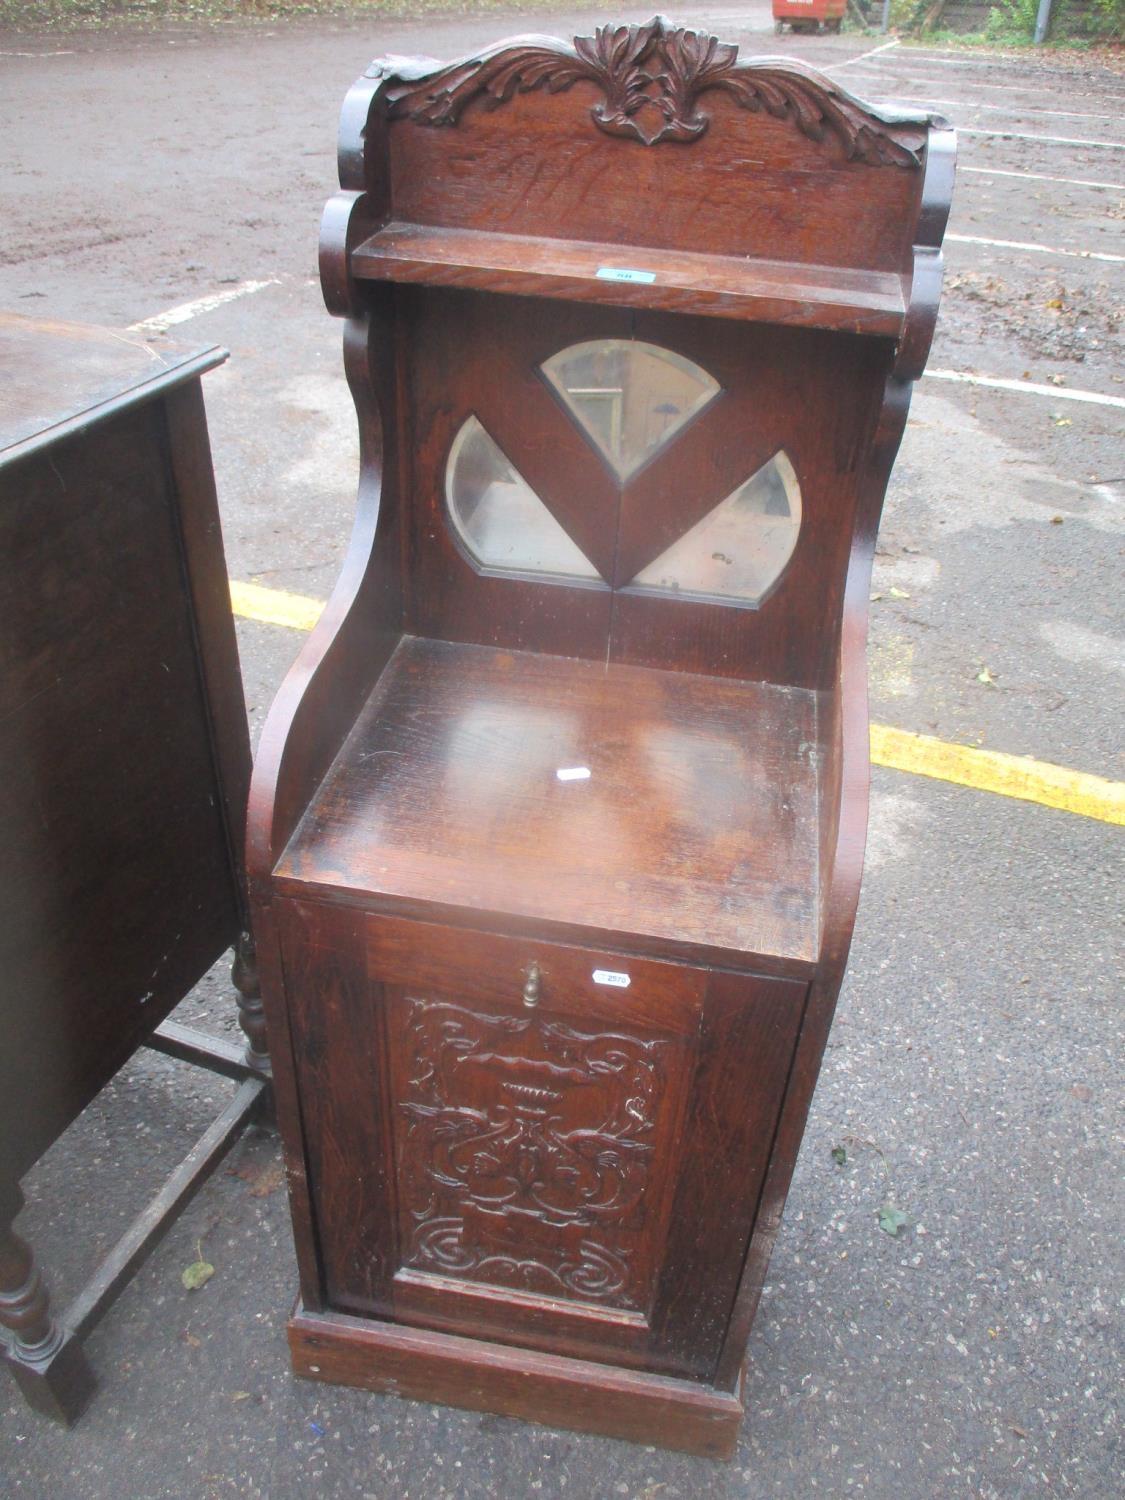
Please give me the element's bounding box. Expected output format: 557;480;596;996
276;636;822;967
251;15;954;1451
352;222;908;336
291;1303;744;1458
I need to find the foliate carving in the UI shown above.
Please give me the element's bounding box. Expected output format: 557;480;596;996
412;1216;634;1304
372;16;933;165
392;998;672;1310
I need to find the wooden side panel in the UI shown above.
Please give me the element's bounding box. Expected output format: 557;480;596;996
649;971;806;1374
279;901;399;1311
0;398;242;1185
162;380;252;907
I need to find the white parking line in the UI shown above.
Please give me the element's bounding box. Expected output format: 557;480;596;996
947;232;1125;264
127;278;280;335
846;68;1125;101
960;127;1125;150
924;370;1125;409
826;39;900;72
961;165;1125;192
858;52;1078;70
873;95;1117;123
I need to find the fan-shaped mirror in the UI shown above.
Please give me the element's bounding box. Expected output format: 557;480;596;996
628;452;801;604
541;339;720;481
446;416;602;581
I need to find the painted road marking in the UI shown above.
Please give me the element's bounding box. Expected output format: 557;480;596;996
229;581;1125;825
947;232;1125;264
228;579;325;631
856;51;1089;70
852;74;1125;110
848;69;1125;103
961;165;1125;192
826;40;901;72
924;370;1125;410
128;279;280;335
873;95;1118;123
871;726;1124;826
959;127;1125;150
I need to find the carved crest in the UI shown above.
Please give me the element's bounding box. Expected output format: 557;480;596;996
371;16;935;166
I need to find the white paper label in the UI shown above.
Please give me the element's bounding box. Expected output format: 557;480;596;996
592;969;631;988
556;766;591;781
595;266;656;285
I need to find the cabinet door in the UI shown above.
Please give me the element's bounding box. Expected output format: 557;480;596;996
281;899;805;1379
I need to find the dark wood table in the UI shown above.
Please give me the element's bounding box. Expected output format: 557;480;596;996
0;313;267;1423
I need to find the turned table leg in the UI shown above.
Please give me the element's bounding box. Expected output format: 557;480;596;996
0;1186;95;1423
232;929;271;1077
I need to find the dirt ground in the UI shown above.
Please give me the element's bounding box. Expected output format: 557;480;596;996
1;8;1122;1499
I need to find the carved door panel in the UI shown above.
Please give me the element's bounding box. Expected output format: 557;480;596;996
386;989;687;1323
281;899;807;1378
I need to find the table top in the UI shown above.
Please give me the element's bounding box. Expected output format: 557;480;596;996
0;311;225;465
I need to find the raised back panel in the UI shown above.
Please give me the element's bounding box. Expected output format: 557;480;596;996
402;288;891;687
371;23;929;273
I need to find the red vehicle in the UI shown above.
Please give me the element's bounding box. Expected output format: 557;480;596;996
773;0;846;33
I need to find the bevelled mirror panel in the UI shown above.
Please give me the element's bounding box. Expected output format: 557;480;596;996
541;340;720;481
446;417;602;581
628;452;802;604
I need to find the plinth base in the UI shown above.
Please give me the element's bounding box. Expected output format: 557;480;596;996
1;1327;96;1425
289;1302;744;1458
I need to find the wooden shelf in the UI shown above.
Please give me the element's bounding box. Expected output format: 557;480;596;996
276;637;823;970
351;222;906;337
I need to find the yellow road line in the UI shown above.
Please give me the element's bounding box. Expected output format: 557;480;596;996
229;579;325;632
870;725;1123;828
230;580;1125;828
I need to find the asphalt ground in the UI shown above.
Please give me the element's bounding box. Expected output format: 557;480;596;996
0;9;1122;1498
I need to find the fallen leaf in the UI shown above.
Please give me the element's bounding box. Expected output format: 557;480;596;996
182;1258;215;1292
889;586;911;599
869;591;884;602
877;1204;911;1238
831;1144;847;1167
1045;298;1064;310
231;1391;252;1403
976;666;996;685
1054;417;1072;427
183;1330;202;1349
1050;516;1064;525
249;1161;286;1199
